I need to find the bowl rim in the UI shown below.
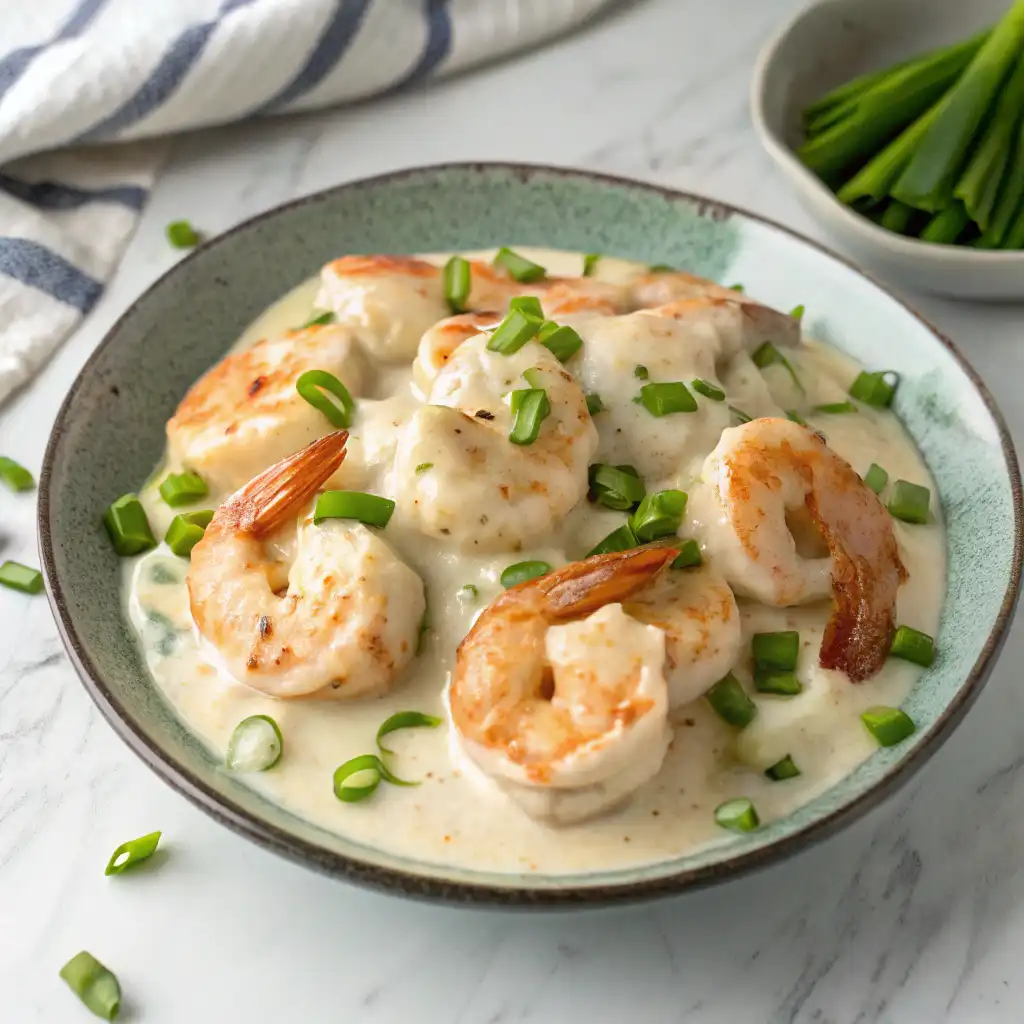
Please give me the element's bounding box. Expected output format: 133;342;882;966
37;160;1024;907
749;0;1024;265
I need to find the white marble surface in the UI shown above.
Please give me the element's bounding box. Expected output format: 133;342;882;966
2;0;1023;1020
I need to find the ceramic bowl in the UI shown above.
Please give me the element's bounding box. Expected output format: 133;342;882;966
39;163;1022;906
751;0;1024;300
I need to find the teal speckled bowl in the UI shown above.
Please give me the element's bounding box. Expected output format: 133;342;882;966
38;164;1023;906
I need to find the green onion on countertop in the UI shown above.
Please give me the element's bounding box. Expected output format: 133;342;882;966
166;219;200;249
60;951;121;1021
104;831;162;876
0;561;43;594
0;456;33;491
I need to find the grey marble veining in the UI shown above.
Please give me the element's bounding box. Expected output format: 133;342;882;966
2;0;1023;1020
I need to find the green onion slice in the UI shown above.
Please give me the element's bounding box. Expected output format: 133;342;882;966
786;409;808;426
333;753;414;803
539;324;583;362
60;951;121;1021
890;625;936;666
671;538;702;569
813;401;858;414
0;560;43;594
301;311;336;328
511;295;544;319
864;463;889;494
634;364;649;380
754;670;803;696
522;366;544;388
508;388;551;446
715;797;760;833
487;308;543;354
752;630;800;671
443;255;471;313
729;405;753;424
104;831;162;875
376;710;442;754
166;219;200;248
415;462;433;474
158;471;208;508
582;253;601;276
861;706;916;746
314;490;395;528
103;494;157;557
752;341;804;393
295;368;355;428
765;755;801;781
691;378;725;402
493;247;547;283
849;370;898;408
500;560;552;589
586;523;638;557
458;583;479;603
639;381;697;417
226;714;283;771
706;673;757;728
590;463;646;511
585;393;605;415
887;480;930;524
630;489;687;542
165;510;214;557
648;263;676;273
0;456;33;492
790;304;806;320
729;283;745;292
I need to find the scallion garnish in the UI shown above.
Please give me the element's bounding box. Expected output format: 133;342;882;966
813;401;858;414
165;510;214;557
861;706;916;746
510;295;544;319
583;253;601;276
333;753;414;803
630;489;687;542
849;370;898;408
887;480;930;523
890;625;936;666
487;308;543;354
508;388;551;446
166;219;200;249
158;471;208;508
765;755;801;781
0;456;33;492
539;324;583;362
103;494;156;557
754;670;803;696
715;797;760;833
60;951;121;1021
752;341;803;393
586;523;638;557
500;560;552;589
415;462;433;474
706;673;757;728
864;463;889;494
634;364;649;380
301;311;336;328
376;710;442;755
691;378;725;402
729;405;753;424
590;463;646;511
522;366;544;388
227;715;283;771
443;255;471;313
585;393;605;415
313;490;395;528
729;283;745;292
790;304;806;320
648;263;676;273
295;368;355;428
458;583;479;603
752;630;800;672
671;539;702;569
104;831;162;875
786;409;808;426
493;247;547;283
0;561;43;594
639;381;697;417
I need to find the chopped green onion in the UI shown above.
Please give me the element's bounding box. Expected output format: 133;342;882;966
510;295;544;319
103;494;156;557
295;368;355;428
583;253;601;276
849;370;898;408
376;710;442;754
501;560;552;589
765;755;801;781
786;409;808;426
752;341;803;393
671;539;702;569
813;401;857;414
715;797;760;833
0;456;33;492
879;199;919;234
754;670;803;696
752;630;799;672
493;247;546;283
590;463;646;511
522;366;544;388
60;951;121;1021
166;219;200;248
864;463;889;494
586;523;638;557
585;393;605;415
487;308;543;354
443;255;471;313
540;324;583;362
706;673;757;728
458;583;478;603
861;706;916;746
729;405;753;424
227;715;283;771
509;388;551;446
630;489;687;542
890;625;936;666
301;311;336;328
920;202;970;244
634;364;649;380
648;263;676;273
639;381;697;416
313;490;395;528
333;753;413;803
0;561;43;594
104;831;162;875
158;471;207;508
415;462;433;474
790;304;806;320
887;480;930;524
691;378;725;402
164;510;214;557
729;283;745;292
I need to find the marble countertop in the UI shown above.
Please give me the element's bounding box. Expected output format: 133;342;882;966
3;1;1024;1020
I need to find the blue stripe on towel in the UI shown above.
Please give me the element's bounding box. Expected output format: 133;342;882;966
257;0;372;113
392;0;452;89
0;238;102;313
0;173;148;212
0;0;108;101
77;0;258;142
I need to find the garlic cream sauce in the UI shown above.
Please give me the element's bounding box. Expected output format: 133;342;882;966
124;249;945;875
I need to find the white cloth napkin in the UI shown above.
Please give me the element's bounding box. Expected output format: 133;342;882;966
0;0;614;405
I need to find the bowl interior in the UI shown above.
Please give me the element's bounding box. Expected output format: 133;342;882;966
41;164;1021;903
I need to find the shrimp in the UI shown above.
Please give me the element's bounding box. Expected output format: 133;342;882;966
188;432;426;699
450;546;677;824
689;418;906;681
393;334;597;551
167;323;369;496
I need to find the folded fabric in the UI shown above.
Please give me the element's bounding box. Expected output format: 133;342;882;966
0;0;614;405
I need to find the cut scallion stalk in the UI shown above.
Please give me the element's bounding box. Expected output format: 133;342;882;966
639;381;697;416
60;951;121;1021
103;494;156;556
919;201;970;244
634;364;649;380
333;753;413;803
458;583;478;603
586;523;638;557
861;706;916;746
509;388;551;446
752;341;803;393
0;561;43;594
540;324;583;362
706;673;757;728
0;456;33;491
887;480;930;524
166;219;200;248
443;255;471;313
813;401;857;414
729;405;752;424
849;370;898;407
890;625;936;666
500;560;552;589
790;304;806;320
165;510;214;557
864;463;889;494
314;490;395;528
376;710;442;754
765;755;801;781
295;369;355;428
630;489;687;542
487;309;543;354
158;471;208;507
754;670;803;696
227;715;283;771
691;378;725;402
583;253;601;276
879;199;919;234
104;831;162;875
510;295;544;319
493;247;546;283
415;462;433;474
786;409;808;426
752;630;799;671
648;263;676;273
671;539;702;569
585;393;605;415
301;311;335;328
715;797;760;833
590;463;646;511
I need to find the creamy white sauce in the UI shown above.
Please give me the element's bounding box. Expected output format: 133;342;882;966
125;249;945;875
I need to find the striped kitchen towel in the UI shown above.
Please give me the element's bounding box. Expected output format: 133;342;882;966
0;0;615;405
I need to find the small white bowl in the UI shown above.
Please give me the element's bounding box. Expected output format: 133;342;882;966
751;0;1024;300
